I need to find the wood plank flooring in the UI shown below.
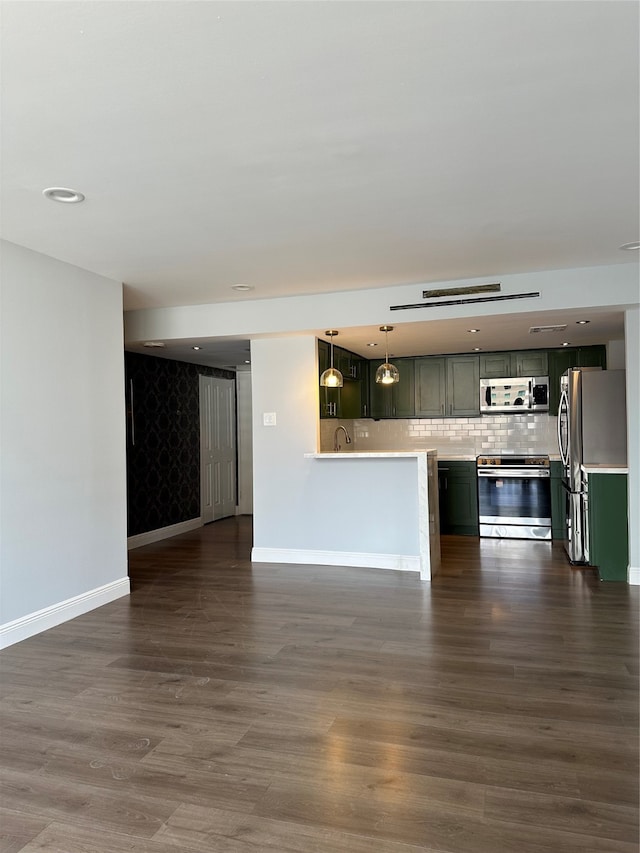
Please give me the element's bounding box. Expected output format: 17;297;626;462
1;518;638;852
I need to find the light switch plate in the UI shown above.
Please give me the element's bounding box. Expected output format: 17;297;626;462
263;412;277;427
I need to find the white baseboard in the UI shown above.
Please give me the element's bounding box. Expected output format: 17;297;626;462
251;547;421;573
127;517;203;550
628;565;640;585
0;577;130;650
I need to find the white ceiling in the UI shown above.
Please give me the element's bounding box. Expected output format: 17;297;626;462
2;1;638;365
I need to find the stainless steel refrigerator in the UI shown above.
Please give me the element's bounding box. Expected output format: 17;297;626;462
557;368;627;563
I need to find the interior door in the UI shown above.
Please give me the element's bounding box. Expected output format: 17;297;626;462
200;375;236;522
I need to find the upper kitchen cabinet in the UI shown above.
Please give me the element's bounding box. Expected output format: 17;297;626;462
478;352;513;378
514;350;548;376
337;348;364;381
479;350;548;378
447;355;480;416
415;355;479;417
369;358;415;418
414;358;446;417
548;345;606;412
318;340;368;419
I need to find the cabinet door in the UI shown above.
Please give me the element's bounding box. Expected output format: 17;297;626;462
479;352;513;378
415;358;446;417
549;462;565;539
588;473;628;581
368;360;392;418
339;380;360;419
446;356;480;417
369;359;414;418
514;350;548;376
438;462;479;535
392;359;415;417
548;348;578;413
577;345;606;369
337;347;363;380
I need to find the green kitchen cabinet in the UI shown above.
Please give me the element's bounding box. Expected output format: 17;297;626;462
318;340;368;419
550;460;565;540
318;339;339;418
369;358;415;418
337;347;364;381
479;352;514;378
446;355;480;417
587;472;629;581
414;357;447;416
548;345;607;412
415;355;479;417
576;345;607;368
513;350;548;376
479;350;548;378
438;461;479;535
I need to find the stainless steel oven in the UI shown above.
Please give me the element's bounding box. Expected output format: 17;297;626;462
477;455;552;540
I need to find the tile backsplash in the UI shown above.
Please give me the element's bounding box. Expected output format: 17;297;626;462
320;413;558;457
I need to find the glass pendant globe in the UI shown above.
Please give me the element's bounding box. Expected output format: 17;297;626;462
320;367;343;388
375;362;400;385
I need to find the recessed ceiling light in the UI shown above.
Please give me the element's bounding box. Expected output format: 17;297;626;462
192;346;201;351
143;341;165;348
473;347;482;351
244;360;251;364
467;329;480;333
575;320;590;325
43;187;85;203
619;241;640;251
562;342;571;347
231;284;254;292
367;342;378;347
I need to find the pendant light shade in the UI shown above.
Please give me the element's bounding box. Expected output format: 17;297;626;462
375;325;400;385
320;330;343;388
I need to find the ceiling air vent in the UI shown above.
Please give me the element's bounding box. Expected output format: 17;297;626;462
529;325;567;334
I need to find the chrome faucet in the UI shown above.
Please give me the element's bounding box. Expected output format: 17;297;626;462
333;425;352;452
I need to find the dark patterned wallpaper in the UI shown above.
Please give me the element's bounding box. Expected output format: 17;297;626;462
125;353;235;537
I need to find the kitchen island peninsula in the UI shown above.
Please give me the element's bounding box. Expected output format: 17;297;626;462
303;450;440;581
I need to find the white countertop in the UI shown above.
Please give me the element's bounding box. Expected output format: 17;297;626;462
582;463;629;475
305;450;436;459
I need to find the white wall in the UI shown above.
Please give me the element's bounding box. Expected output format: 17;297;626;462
236;367;253;515
124;264;639;344
0;242;129;645
607;339;626;369
250;337;420;566
625;308;639;584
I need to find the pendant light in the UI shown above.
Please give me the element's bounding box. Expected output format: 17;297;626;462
375;325;400;385
320;330;343;387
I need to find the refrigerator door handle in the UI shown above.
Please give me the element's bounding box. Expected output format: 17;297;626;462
557;388;569;468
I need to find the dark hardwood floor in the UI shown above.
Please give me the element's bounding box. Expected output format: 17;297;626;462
1;518;638;852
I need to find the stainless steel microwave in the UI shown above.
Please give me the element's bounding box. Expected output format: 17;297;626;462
480;376;550;413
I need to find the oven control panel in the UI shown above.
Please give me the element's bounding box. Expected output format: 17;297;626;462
477;455;550;468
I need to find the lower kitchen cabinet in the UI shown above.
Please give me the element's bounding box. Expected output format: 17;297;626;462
587;472;629;581
550;461;565;540
438;461;479;536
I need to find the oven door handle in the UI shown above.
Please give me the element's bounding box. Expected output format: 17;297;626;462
477;469;550;478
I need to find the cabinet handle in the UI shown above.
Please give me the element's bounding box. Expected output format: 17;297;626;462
449;403;452;415
441;403;444;415
363;404;367;417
